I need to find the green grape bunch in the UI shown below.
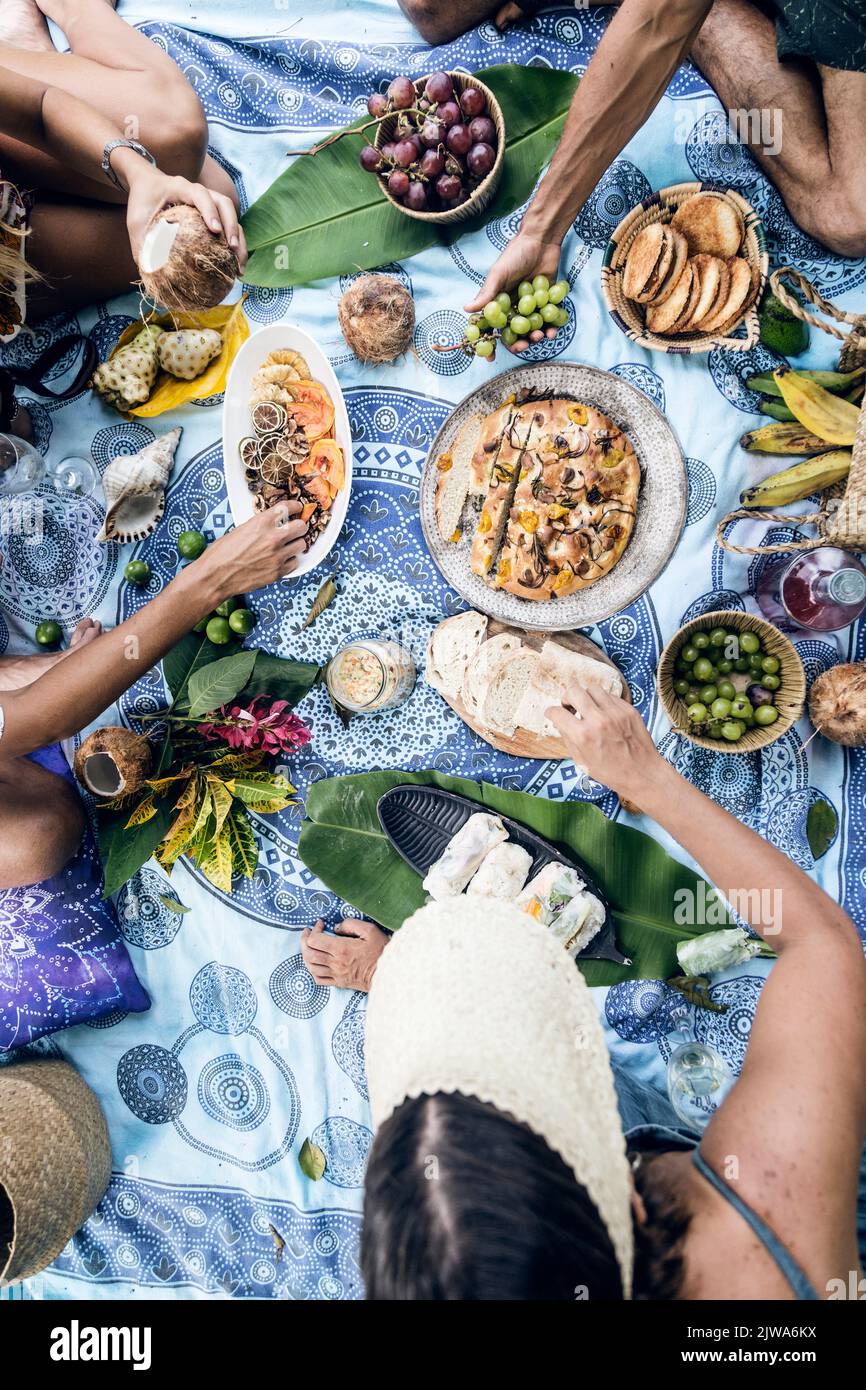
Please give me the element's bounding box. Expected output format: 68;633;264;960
452;276;571;363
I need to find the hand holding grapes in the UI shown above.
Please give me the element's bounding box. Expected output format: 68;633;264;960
464;231;563;314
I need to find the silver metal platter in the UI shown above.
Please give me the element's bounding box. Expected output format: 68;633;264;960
420;361;687;631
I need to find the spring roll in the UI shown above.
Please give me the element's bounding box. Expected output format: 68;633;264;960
422;812;508;901
467;841;532;900
516;862;586;925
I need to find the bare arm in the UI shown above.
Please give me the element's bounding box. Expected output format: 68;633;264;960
0;504;308;757
549;687;866;1276
0;66;245;262
466;0;714;308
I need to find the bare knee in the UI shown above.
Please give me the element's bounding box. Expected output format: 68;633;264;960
140;87;209;180
398;0;467;45
0;800;84;887
795;184;866;259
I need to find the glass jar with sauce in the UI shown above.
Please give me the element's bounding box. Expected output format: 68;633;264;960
325;639;416;714
756;546;866;632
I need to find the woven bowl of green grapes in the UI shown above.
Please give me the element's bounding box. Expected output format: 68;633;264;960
657;610;805;754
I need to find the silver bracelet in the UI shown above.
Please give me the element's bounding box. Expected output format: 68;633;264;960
102;138;157;190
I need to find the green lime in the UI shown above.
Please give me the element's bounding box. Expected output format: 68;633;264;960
35;619;62;646
178;529;207;560
206;616;232;645
124;559;151;586
759;291;809;357
228;607;256;636
215;596;240;617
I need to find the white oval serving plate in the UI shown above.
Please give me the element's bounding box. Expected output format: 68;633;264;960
222;322;352;577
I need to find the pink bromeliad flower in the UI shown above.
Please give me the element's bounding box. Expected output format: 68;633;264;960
200;697;312;755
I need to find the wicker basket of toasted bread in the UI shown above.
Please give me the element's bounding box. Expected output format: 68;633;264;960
602;182;768;354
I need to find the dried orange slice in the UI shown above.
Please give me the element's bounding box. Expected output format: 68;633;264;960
308;439;345;493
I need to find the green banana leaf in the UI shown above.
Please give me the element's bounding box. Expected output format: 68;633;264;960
242;65;578;287
297;769;732;987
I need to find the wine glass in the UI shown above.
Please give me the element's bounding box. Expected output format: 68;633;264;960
49;454;99;501
666;1030;733;1132
0;433;46;495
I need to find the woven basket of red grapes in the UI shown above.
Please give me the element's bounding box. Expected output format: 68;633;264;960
358;71;505;223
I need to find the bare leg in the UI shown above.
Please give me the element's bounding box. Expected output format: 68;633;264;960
0;754;84;887
0;0;210;192
26;194;140;314
692;0;866;256
0;618;101;692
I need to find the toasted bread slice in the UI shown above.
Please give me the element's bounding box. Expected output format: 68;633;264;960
682;253;725;330
671;191;744;257
698;255;753;333
669;259;704;333
713;259;761;335
638;225;677;303
645;228;689;306
622;223;666;302
434;413;483;542
647;261;694;334
693;255;731;329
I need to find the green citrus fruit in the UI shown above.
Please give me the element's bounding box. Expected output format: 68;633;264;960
35;620;62;646
178;529;207;560
228;608;256;636
205;616;232;645
215;596;241;617
758;292;809;357
124;559;151;586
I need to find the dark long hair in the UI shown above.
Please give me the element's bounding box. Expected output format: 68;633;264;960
361;1092;625;1300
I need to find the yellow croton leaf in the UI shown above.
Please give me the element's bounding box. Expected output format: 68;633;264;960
226;808;258;879
159;802;199;867
205;751;265;775
205;775;234;835
107;297;250;419
124;793;159;829
199;825;234;893
225;772;296;815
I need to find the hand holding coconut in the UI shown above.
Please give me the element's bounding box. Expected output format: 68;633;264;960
126;168;246;313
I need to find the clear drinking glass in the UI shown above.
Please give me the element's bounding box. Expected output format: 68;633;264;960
0;433;46;495
50;454;98;501
666;1030;733;1132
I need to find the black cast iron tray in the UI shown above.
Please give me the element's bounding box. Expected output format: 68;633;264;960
376;785;630;965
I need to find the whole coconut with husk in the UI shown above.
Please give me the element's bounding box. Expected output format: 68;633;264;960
74;727;153;799
808;661;866;746
137;204;238;314
337;274;415;364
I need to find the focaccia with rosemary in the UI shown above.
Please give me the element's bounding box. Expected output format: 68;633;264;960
495;401;640;600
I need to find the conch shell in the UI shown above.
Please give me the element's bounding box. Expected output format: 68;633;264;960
98;427;182;543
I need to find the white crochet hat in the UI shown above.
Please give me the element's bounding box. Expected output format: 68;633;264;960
365;897;634;1295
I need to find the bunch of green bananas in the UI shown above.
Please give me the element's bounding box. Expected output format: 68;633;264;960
739;367;862;507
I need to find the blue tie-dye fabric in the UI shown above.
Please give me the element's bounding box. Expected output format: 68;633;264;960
2;3;863;1300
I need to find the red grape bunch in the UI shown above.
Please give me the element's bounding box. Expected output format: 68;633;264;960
358;72;498;214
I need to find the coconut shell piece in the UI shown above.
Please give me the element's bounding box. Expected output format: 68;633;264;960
808;661;866;746
337;274;415;364
73;727;152;799
98;427;182;543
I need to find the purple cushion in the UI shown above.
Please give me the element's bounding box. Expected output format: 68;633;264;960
0;743;149;1051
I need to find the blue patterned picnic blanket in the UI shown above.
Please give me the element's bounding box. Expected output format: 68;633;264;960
3;3;864;1301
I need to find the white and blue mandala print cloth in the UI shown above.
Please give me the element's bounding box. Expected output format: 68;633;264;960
2;4;864;1301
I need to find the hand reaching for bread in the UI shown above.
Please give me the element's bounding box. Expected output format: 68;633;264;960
545;685;664;804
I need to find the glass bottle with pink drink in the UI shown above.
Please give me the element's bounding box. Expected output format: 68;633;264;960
756;546;866;632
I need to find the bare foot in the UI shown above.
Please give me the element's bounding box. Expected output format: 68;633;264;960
0;617;102;691
0;0;53;50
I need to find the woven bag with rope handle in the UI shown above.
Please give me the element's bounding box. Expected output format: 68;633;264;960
717;266;866;557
